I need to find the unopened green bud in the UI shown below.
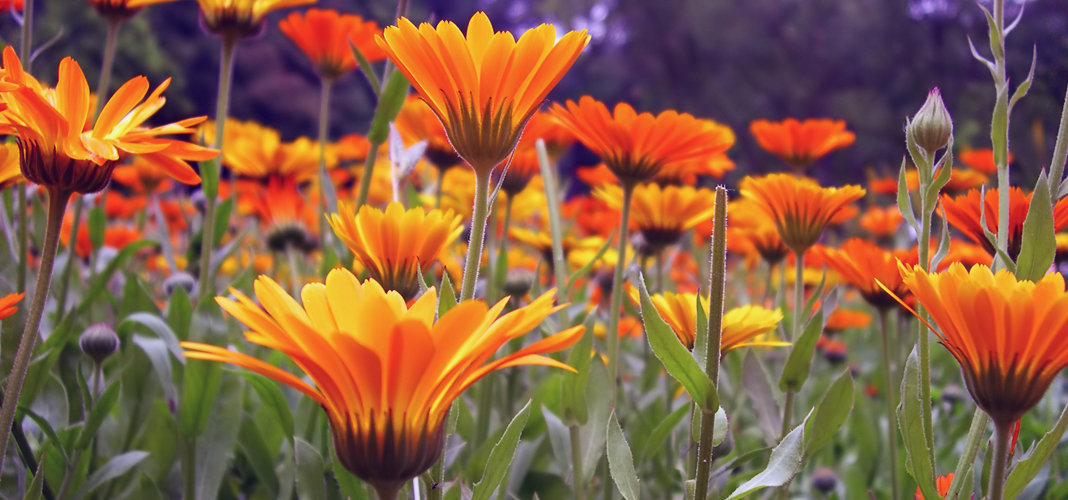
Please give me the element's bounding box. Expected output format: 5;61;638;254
79;324;120;364
910;88;953;154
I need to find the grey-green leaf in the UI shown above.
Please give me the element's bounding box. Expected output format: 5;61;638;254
239;371;294;440
471;400;532;500
1015;171;1056;282
778;307;824;392
804;369;854;460
1004;404;1068;499
899;347;939;500
76;381;121;449
607;409;641;500
724;410;813;499
71;451;150;500
367;71;409;144
295;438;327;500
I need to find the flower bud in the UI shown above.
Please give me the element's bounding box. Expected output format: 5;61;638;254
162;272;198;298
811;467;838;494
503;268;535;298
910;88;953;154
79;324;120;364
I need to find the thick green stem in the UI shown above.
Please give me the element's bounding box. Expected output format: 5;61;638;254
946;409;990;500
570;424;585;500
55;196;84;317
198;36;237;295
459;171;491;301
0;190;67;472
94;19;121;117
693;187;728;500
355;145;380;209
988;419;1012;500
878;310;901;500
606;185;634;406
780;391;795;440
917;194;936;467
990;0;1011;262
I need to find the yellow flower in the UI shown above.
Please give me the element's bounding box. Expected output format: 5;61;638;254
632;290;786;352
182;272;583;497
595;183;716;250
206;119;332;185
197;0;315;40
327;201;463;300
378;12;589;176
87;0;182;22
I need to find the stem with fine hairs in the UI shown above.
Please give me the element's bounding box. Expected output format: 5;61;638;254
198;35;237;295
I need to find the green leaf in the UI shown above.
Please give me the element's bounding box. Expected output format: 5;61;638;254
76;381;122;449
367;71;409;144
18;406;68;463
897;159;919;233
925;152;953;209
607;409;640;500
132;335;178;403
1015;171;1056;282
118;312;185;363
237;416;280;497
88;205;105;251
803;369;854;460
639;404;689;462
742;350;782;445
202;157;220;201
712;407;729;447
724;410;813;500
22;451;46;500
778;306;825;392
167;287;193;341
562;323;594;426
70;450;150;500
70;240;156;319
930;202;952;272
898;346;939;500
179;359;223;437
471;399;532;500
1004;405;1068;499
213;197;233;246
239;371;294;441
637;276;718;411
194;375;245;499
349;39;381;95
438;271;457;318
564;230;615;295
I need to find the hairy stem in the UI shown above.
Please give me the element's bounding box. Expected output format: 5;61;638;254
459;170;491;301
93;19;121;117
570;424;585;500
606;185;634;406
988;419;1012;500
198;36;237;295
878;310;901;500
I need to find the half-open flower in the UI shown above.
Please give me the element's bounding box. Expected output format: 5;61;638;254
813;239;915;311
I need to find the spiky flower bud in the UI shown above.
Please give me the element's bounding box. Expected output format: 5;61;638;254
909;88;953;154
79;324;120;365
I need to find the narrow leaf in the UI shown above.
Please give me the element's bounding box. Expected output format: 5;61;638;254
471;400;532;500
22;451;46;500
899;347;939;500
367;71;409;144
804;369;855;460
1004;404;1068;499
76;381;121;449
239;371;295;440
1015;171;1056;282
295;438;327;500
724;410;813;500
742;350;782;445
438;271;457;318
70;451;150;500
607;409;641;500
778;308;824;392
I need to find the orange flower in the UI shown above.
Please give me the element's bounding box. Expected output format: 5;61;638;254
740;173;865;254
553;97;734;187
595;183;716;250
493;146;540;197
378;12;589;175
86;0;181;22
959;148;1012;175
279;9;385;81
250;176;318;253
111;156;174;195
632;289;786;352
859;206;903;238
824;308;871;333
0;47;215;197
940;187;1068;259
394;95;461;171
102;192;147;219
61;219;142;259
197;0;315;40
561;194;619;238
897;263;1068;425
915;473;954;500
942;168;988;196
0;142;21;189
182;273;583;497
208;119;330;189
0;292;23;320
336;133;371;163
813;239;914;310
749;118;855;172
519;110;575;160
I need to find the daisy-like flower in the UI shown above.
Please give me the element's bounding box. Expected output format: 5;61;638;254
823;308;871;334
632;290;786;352
813;239;915;310
739;173;865;254
181;273;583;499
111;156;174;195
0;142;21;189
0;47;216;197
595;183;716;250
207;119;331;186
279;9;385;81
197;0;315;40
0;292;23;320
553;97;735;187
378;12;589;177
958;148;1011;175
519;110;575;160
87;0;181;22
327;202;463;301
859;206;903;238
749;118;855;172
940;187;1068;259
250;176;318;254
896;262;1068;426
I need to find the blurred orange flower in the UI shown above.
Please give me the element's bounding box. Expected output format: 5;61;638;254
740;173;865;254
813;239;915;310
0;292;23;320
197;0;315;40
859;206;903;237
940;187;1068;259
958;148;1011;175
750;118;855;172
279;9;385;81
595;183;716;250
87;0;181;22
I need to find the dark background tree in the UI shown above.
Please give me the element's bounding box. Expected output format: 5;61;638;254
10;0;1066;186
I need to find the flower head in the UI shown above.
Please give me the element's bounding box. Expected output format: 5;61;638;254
327;202;463;301
87;0;180;22
279;9;385;81
633;290;785;352
897;263;1068;425
739;174;865;254
909;88;953;154
197;0;315;40
0;292;24;320
378;12;589;175
0;47;215;196
553;97;734;187
813;239;915;310
859;206;903;238
958;148;1011;175
251;176;318;254
595;183;715;250
182;273;583;495
208;119;330;186
749;118;855;172
940;187;1068;259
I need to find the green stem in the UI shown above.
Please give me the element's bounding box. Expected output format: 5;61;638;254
0;189;67;472
792;251;803;342
198;36;237;296
355;144;380;209
473;378;493;452
537;140;570;328
55;196;84;317
1049;80;1068;196
606;185;634;406
988;419;1012;500
93;19;121;118
17;184;26;294
693;187;728;500
459;171;491;302
19;0;33;67
780;391;795;440
878;310;901;500
917;190;936;467
435;167;445;209
286;244;301;298
945;409;990;500
570;424;585;500
318;78;333;212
